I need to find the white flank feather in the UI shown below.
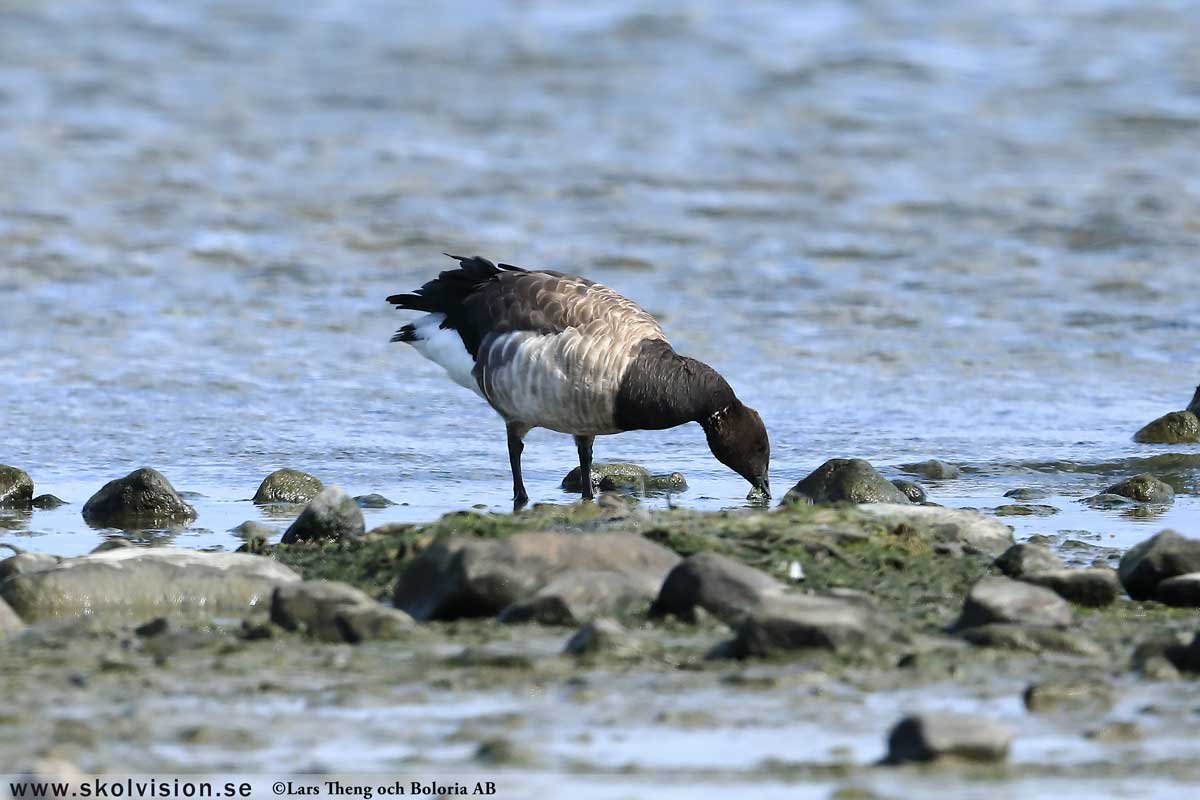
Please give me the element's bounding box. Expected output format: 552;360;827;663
407;313;483;397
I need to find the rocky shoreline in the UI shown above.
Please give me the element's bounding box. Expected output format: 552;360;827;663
3;454;1200;791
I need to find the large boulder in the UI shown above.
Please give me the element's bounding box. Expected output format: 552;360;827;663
0;466;34;507
253;469;324;504
394;532;680;621
271;580;411;642
1;549;300;621
782;459;910;505
498;569;654;625
651;551;784;626
1133;411;1200;444
993;543;1064;578
732;593;884;656
1118;530;1200;600
1103;474;1174;504
858;504;1015;557
955;576;1072;629
884;714;1012;764
280;486;364;544
81;468;196;527
0;552;59;583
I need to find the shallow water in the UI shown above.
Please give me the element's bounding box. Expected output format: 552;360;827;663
1;0;1200;793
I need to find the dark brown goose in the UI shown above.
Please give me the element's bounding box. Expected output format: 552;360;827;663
388;255;770;504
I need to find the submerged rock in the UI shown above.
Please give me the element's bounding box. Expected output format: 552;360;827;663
564;617;637;656
1118;529;1200;600
897;459;960;480
994;543;1064;578
81;468;196;527
271;580;410;642
782;459;910;505
1024;679;1114;713
252;469;324;504
732;593;883;656
230;520;276;541
394;531;680;621
1103;474;1174;504
561;463;687;494
0;465;34;507
353;493;396;508
885;713;1012;764
0;549;300;621
651;551;784;626
994;503;1058;517
1133;411;1200;444
1153;573;1200;607
890;479;927;504
1021;568;1121;607
280;486;364;544
498;569;654;625
858;504;1014;557
1004;487;1050;501
31;494;67;509
956;576;1072;629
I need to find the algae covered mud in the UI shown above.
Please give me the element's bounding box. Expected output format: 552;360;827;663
2;0;1200;797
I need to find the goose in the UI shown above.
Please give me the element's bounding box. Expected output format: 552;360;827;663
388;254;770;505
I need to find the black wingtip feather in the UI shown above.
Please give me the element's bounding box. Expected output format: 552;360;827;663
391;324;418;343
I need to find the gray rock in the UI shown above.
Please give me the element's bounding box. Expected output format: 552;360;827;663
1103;474;1174;504
1132;631;1194;676
732;594;882;656
499;569;654;625
280;486;364;544
272;580;412;642
885;713;1012;764
782;459;910;505
90;539;133;553
0;597;24;635
1004;487;1049;501
561;463;685;494
1133;411;1200;444
335;603;413;643
394;531;680;621
859;504;1015;557
1118;530;1200;600
898;460;960;480
230;520;276;540
1;549;300;621
81;468;196;527
994;503;1058;517
31;494;66;509
564;617;637;656
1021;568;1120;607
1024;679;1114;713
252;469;324;504
994;543;1064;578
651;551;784;626
891;479;927;504
0;465;34;507
353;493;396;508
1083;493;1134;509
1154;573;1200;607
956;576;1072;629
962;623;1104;658
0;552;59;583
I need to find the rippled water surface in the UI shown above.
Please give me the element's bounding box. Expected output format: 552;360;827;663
3;0;1200;794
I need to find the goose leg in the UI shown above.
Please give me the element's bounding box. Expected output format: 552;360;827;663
507;422;530;507
574;434;595;501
